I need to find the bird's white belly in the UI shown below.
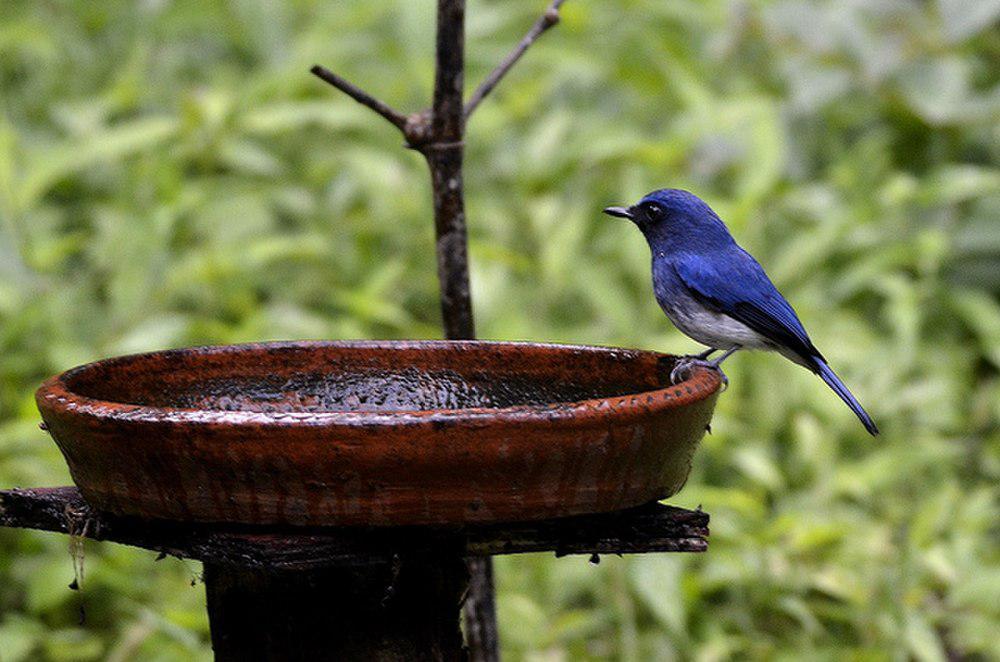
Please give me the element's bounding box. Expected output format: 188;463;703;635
659;299;770;350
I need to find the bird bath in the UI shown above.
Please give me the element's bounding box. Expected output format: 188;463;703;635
11;340;721;660
35;340;721;527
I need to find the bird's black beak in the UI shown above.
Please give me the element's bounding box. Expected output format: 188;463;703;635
603;206;634;220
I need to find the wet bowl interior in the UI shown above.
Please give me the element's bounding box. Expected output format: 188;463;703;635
36;341;721;526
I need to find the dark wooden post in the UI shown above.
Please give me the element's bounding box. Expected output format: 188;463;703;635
204;556;468;661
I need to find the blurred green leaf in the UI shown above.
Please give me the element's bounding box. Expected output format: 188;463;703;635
20;117;178;211
949;289;1000;368
937;0;1000;42
0;615;43;662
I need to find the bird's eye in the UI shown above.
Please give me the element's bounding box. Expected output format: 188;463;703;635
643;202;662;216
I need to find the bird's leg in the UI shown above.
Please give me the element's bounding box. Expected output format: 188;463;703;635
710;346;739;366
694;348;717;360
706;346;740;388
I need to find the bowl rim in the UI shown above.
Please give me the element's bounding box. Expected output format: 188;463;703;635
35;340;722;427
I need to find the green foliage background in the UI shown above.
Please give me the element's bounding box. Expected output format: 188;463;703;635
1;0;998;659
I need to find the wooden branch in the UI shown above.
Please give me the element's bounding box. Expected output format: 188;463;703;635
428;0;476;340
464;0;568;119
432;0;468;143
309;64;410;132
0;487;709;571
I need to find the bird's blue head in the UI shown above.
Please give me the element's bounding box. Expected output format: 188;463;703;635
603;189;733;249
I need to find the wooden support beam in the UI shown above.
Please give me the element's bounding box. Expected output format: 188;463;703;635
0;487;708;570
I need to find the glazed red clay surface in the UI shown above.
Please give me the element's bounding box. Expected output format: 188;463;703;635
36;341;721;526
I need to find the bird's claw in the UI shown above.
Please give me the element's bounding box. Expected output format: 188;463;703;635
669;357;711;384
670;357;729;389
718;369;729;390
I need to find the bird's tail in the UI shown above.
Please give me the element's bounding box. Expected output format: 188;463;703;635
815;360;879;436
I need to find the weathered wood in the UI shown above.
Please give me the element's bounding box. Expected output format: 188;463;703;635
204;555;468;661
463;557;500;662
0;487;708;570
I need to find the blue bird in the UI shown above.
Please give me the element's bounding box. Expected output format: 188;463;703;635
604;189;878;436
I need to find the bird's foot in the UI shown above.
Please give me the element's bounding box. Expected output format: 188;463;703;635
670;357;729;389
670;357;711;383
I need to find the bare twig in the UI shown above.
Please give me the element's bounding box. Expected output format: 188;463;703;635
309;64;409;132
464;0;568;119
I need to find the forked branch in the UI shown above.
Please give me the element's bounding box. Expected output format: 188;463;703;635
464;0;568;119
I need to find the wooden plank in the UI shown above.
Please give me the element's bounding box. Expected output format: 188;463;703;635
0;486;708;570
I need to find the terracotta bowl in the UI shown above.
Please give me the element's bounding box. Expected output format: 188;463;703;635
36;341;720;526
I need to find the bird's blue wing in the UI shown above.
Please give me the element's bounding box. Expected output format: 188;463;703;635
671;250;823;366
673;250;877;434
